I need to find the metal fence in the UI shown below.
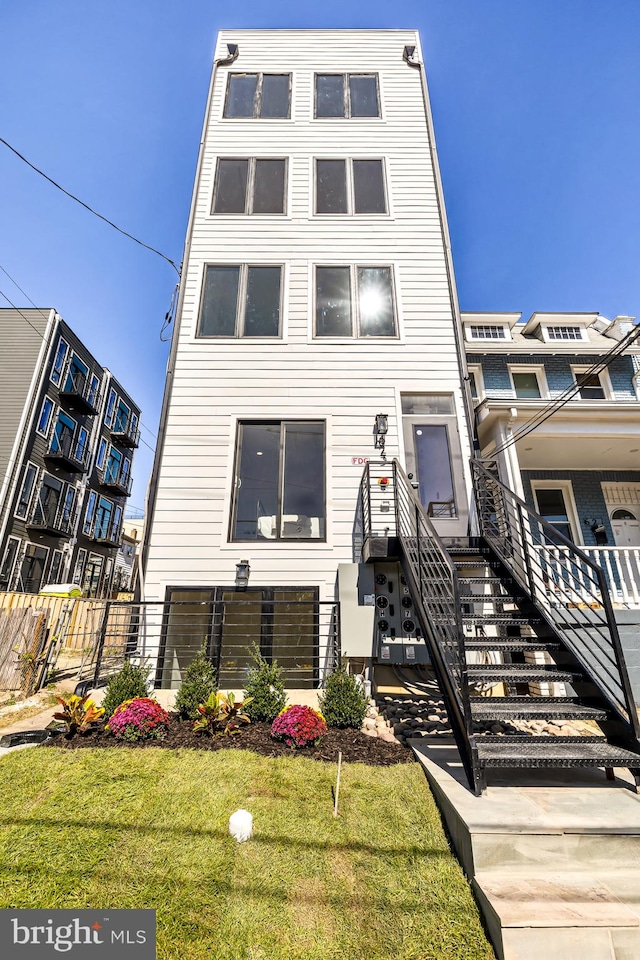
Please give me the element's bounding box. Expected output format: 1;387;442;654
89;598;341;691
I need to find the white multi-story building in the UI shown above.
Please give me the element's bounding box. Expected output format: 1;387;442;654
142;29;478;687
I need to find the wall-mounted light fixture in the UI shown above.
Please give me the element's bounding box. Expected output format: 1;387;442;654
583;518;608;546
235;559;251;591
403;45;417;63
374;413;388;458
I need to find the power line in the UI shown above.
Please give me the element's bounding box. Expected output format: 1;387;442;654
0;135;180;276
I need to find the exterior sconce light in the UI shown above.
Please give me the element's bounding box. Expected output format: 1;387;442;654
235;559;250;591
374;413;388;458
584;518;608;546
403;45;417;63
227;43;238;57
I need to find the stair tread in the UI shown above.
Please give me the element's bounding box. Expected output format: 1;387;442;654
463;639;561;651
473;738;640;765
458;595;523;603
461;615;539;625
467;664;579;681
470;701;608;720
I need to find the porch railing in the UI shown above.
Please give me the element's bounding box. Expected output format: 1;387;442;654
540;546;640;608
471;458;640;738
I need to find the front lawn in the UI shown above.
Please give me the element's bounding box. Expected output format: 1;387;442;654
0;749;494;960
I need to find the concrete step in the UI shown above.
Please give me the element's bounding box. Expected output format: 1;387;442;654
473;869;640;960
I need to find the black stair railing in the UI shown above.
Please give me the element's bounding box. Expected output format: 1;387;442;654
471;458;640;740
360;460;480;792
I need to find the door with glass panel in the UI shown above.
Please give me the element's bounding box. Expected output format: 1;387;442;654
401;394;468;537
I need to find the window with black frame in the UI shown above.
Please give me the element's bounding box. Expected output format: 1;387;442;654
231;422;325;541
197;265;282;338
224;73;291;118
315;159;386;215
315;265;396;337
315;74;379;118
212;158;287;214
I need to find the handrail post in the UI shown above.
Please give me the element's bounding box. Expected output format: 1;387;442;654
517;502;535;599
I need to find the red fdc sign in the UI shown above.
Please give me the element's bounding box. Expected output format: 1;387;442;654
351;456;369;465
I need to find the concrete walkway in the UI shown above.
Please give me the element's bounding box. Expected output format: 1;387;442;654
411;738;640;960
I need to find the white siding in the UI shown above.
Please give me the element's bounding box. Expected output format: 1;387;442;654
145;30;472;601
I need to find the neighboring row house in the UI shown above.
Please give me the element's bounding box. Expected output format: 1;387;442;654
466;311;640;606
0;308;140;597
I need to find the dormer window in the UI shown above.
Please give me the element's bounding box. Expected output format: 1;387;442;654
544;325;586;341
466;324;509;341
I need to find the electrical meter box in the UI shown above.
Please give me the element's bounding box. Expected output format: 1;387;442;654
372;561;430;665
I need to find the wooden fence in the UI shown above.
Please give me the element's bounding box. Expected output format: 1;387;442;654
0;592;134;692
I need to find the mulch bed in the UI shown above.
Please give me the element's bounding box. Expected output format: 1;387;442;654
43;718;415;766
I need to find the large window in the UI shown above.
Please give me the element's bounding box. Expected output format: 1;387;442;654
0;537;21;589
37;397;54;437
231;422;325;541
224;73;291;118
315;159;386;214
572;367;608;400
315;74;379;118
198;265;282;338
315;265;396;337
212;159;287;214
50;338;68;386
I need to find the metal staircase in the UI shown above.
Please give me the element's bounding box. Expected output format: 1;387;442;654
360;459;640;794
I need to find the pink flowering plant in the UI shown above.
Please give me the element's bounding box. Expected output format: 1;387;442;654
270;704;327;749
107;697;170;742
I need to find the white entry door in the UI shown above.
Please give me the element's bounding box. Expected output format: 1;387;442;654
610;509;640;547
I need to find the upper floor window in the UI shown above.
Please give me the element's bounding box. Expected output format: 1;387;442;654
37;397;54;436
509;365;547;400
231;421;325;541
198;265;282;338
315;159;386;215
224;73;291;119
315;265;396;338
212;158;287;215
16;463;38;519
50;338;68;386
572;367;608;400
315;74;379;118
468;325;507;340
546;325;586;341
104;388;117;428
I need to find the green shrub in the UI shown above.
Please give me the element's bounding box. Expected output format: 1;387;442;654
318;667;368;729
243;644;287;722
174;651;217;720
101;661;150;719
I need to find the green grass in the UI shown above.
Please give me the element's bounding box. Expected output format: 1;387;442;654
0;749;494;960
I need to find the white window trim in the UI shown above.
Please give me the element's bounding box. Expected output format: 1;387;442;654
541;323;588;343
531;480;582;546
310;262;400;341
464;323;512;342
15;461;39;521
508;364;549;400
1;536;21;587
48;548;65;584
209;156;290;218
50;338;69;386
312;157;389;218
194;262;288;342
36;396;55;437
104;388;117;428
570;365;613;400
466;364;484;403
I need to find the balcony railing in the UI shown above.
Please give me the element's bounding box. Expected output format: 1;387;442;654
98;466;133;497
111;416;140;448
86;518;122;545
539;546;640;608
46;433;89;473
59;369;100;415
25;499;75;537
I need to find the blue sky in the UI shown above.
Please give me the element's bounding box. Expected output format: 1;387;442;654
2;1;639;508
